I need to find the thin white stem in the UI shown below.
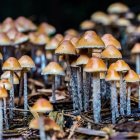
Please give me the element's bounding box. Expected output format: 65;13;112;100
127;85;131;115
3;98;8;129
136;54;140;74
0;100;3;140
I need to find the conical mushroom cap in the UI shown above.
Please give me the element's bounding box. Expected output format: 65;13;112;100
107;2;129;14
2;57;22;71
106;70;120;81
76;55;89;66
1;71;19;85
108;63;117;71
38;22;56;35
41;62;65;76
131;43;140;54
101;34;121;50
0;33;11;46
101;45;122;59
45;37;60;50
54;34;63;42
114;60;130;72
65;29;78;37
29;117;61;131
84;57;107;72
18;55;35;68
124;70;139;83
76;31;105;49
71;60;78;68
31;98;53;113
0;79;12;90
80;20;95;30
55;40;76;55
91;11;111;25
0;87;8;98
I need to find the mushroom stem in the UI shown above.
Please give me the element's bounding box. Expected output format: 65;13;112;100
24;71;28;118
71;67;78;111
92;73;101;123
83;72;90;112
52;76;56;103
18;71;23;106
127;85;131;115
3;98;8;129
77;67;83;112
110;81;118;124
9;71;14;119
0;100;3;140
120;72;126;116
136;54;140;74
39;116;47;140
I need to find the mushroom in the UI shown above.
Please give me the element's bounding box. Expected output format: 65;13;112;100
41;62;65;103
106;70;120;124
55;40;76;96
2;57;22;119
31;98;53;140
0;79;11;129
124;70;139;115
131;43;140;74
0;87;8;140
29;117;61;139
76;55;89;111
18;55;35;118
84;57;107;123
80;20;95;31
113;60;130;115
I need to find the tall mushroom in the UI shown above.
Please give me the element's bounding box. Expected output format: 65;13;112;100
2;57;22;119
76;31;105;111
76;54;89;111
124;70;139;115
31;98;53;140
0;79;11;129
106;70;120;124
18;55;35;118
131;43;140;74
41;62;65;103
113;60;130;115
0;87;8;140
55;40;76;97
84;56;107;123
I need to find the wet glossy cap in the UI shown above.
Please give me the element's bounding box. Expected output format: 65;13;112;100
0;87;8;98
106;70;120;81
76;55;89;66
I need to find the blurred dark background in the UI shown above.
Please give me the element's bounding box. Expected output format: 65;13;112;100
0;0;140;32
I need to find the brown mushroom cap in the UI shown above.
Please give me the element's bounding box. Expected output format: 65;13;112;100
38;22;56;35
0;53;3;60
76;31;105;49
124;70;139;83
1;71;19;85
70;60;78;68
2;57;22;71
31;98;53;113
65;29;78;37
108;63;116;71
106;70;120;81
0;79;12;90
114;60;130;72
80;20;95;30
55;40;76;55
131;43;140;54
0;33;11;46
45;37;60;50
101;45;122;59
107;2;129;14
0;87;8;98
84;57;107;72
101;34;121;50
41;62;65;76
54;34;63;42
76;55;89;66
18;55;35;68
116;18;131;27
29;117;61;131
